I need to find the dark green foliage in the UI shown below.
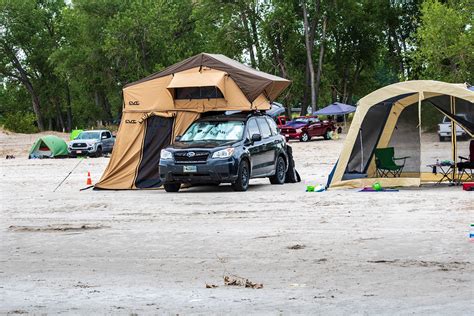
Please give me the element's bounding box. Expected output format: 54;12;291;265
0;0;472;133
2;112;38;133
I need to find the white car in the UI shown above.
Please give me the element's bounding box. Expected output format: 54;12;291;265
68;130;115;157
438;114;468;142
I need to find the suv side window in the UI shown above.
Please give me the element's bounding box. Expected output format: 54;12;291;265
266;117;278;135
247;118;260;139
105;131;112;138
101;132;107;139
257;117;272;138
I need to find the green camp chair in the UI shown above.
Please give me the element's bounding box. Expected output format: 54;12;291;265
374;147;409;177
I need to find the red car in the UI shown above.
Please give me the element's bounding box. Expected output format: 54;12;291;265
280;116;335;142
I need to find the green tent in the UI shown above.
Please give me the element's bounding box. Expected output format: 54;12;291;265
28;135;69;159
70;129;83;140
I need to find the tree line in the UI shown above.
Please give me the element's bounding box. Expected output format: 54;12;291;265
0;0;472;132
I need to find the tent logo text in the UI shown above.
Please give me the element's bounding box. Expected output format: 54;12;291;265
125;120;137;124
128;101;140;105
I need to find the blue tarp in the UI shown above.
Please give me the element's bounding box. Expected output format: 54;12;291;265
314;102;356;116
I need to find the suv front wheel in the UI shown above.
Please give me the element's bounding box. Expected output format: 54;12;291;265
164;183;181;192
231;160;250;191
269;156;286;184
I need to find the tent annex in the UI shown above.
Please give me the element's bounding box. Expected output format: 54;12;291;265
29;135;68;159
95;53;291;190
328;80;474;189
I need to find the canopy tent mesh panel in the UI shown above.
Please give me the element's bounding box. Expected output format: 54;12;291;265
387;103;421;175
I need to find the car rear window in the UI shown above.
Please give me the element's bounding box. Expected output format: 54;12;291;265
257;117;272;138
266;117;278;135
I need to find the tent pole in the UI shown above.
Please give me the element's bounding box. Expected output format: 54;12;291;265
451;96;457;182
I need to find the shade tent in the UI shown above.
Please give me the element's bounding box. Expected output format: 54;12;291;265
314;102;356;115
95;53;290;190
29;135;68;159
328;80;474;189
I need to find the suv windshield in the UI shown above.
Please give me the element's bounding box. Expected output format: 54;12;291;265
181;121;244;142
76;132;100;140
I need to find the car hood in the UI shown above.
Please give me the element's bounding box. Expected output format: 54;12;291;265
282;122;307;129
69;139;99;146
169;140;238;150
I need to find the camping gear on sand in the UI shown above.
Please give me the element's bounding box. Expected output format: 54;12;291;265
359;187;399;192
463;182;474;191
29;135;68;159
327;80;473;189
372;182;382;191
94;53;291;190
374;147;409;177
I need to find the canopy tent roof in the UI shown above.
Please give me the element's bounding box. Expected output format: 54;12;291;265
314;102;356;116
125;53;291;103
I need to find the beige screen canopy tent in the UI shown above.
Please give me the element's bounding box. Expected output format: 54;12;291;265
328;80;474;189
94;53;290;189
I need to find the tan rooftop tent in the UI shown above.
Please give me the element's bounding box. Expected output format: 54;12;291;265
327;80;474;189
95;53;290;189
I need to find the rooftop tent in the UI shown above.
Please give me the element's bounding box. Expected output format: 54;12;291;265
94;53;291;190
29;135;68;159
313;102;356;115
328;80;474;189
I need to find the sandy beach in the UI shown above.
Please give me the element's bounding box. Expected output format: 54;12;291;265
0;130;472;314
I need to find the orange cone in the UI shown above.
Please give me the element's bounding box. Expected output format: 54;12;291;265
86;171;92;185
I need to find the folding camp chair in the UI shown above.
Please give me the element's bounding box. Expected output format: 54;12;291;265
457;140;474;183
374;147;409;177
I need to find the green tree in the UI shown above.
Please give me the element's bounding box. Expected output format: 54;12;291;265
414;0;474;82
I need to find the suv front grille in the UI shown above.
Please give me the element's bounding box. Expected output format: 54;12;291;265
281;128;296;134
174;151;210;164
72;143;87;148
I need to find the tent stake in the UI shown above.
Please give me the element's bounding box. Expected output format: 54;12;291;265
53;158;84;192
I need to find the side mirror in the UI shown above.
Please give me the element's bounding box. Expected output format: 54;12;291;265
251;133;262;142
175;135;182;142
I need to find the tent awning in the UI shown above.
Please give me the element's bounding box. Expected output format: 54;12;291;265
314;102;356;115
167;70;227;99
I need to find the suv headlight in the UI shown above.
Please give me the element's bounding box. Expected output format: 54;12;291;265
212;148;235;159
160;149;173;160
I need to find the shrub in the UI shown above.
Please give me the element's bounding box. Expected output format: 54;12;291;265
2;112;38;133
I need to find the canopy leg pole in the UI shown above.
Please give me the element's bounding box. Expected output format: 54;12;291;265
451;96;457;182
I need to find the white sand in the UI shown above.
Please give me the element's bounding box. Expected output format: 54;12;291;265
0;131;472;314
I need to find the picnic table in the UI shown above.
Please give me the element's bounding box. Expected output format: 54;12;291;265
427;161;455;185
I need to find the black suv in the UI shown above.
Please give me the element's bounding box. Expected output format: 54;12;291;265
159;112;288;192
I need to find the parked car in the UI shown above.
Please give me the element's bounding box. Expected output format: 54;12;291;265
159;112;288;192
438;114;468;141
280;116;335;142
68;130;115;157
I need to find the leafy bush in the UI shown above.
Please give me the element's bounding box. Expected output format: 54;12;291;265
2;112;38;133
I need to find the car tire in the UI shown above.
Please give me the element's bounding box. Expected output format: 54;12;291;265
269;156;286;184
95;146;103;157
324;129;331;140
231;160;250;192
300;132;310;142
164;183;181;192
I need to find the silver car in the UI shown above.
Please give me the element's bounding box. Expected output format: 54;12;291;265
68;130;115;157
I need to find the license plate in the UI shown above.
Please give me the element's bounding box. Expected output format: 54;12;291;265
77;150;82;154
183;165;197;173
